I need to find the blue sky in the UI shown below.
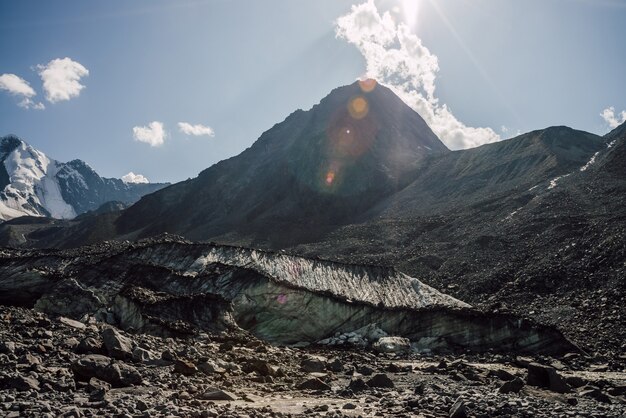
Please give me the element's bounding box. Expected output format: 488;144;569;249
1;0;624;183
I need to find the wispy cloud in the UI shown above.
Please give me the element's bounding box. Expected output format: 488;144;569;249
600;106;626;129
133;121;166;147
336;0;501;149
0;73;45;110
178;122;215;137
38;57;89;103
121;172;149;184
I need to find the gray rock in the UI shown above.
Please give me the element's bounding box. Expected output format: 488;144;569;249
449;397;467;418
244;359;279;377
0;341;16;354
173;359;198;375
348;377;368;392
198;360;226;375
357;364;375;376
7;375;40;391
198;389;238;400
367;373;394;388
490;368;516;381
300;355;327;373
297;377;331;391
526;362;571;393
580;387;611;404
88;377;111;392
499;377;524;394
565;375;586;388
76;337;103;355
132;347;155;363
102;328;133;360
59;316;87;330
327;358;343;372
71;354;141;387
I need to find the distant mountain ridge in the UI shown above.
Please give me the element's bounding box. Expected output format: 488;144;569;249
0;134;168;221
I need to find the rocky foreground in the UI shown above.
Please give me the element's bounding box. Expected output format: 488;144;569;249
1;306;625;418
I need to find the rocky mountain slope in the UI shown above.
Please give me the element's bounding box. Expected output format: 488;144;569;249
113;80;449;245
292;123;626;356
0;135;167;221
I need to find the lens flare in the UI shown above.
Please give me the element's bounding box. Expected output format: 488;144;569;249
348;96;369;119
358;78;377;92
325;171;336;185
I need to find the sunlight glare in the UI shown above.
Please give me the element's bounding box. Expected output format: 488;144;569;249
402;0;419;28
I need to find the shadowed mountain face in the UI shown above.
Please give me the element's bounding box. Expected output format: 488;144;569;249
115;80;448;245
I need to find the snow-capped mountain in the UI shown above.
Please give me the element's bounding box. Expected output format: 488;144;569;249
0;135;168;221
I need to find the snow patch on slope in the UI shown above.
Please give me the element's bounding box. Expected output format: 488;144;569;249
580;151;600;172
548;174;571;190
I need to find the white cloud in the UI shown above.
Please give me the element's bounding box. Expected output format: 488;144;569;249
600;106;626;129
38;57;89;103
133;121;166;147
336;0;501;150
178;122;215;137
0;73;45;110
121;172;149;184
0;73;36;97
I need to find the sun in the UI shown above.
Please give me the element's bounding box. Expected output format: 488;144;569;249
401;0;420;28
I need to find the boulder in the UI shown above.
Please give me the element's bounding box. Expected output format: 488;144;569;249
580;387;612;404
132;347;155;363
88;377;111;392
0;341;16;354
327;358;344;372
7;375;40;391
199;389;238;400
173;359;198;376
76;337;103;355
297;377;331;391
449;397;468;418
300;355;327;373
490;368;516;381
367;373;395;388
102;328;133;360
244;359;279;377
59;316;87;330
526;362;570;393
71;354;141;387
499;377;524;394
357;365;375;376
347;377;368;392
198;360;226;375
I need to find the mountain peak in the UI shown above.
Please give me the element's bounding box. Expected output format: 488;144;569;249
115;80;449;243
0;134;23;158
0;134;168;221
